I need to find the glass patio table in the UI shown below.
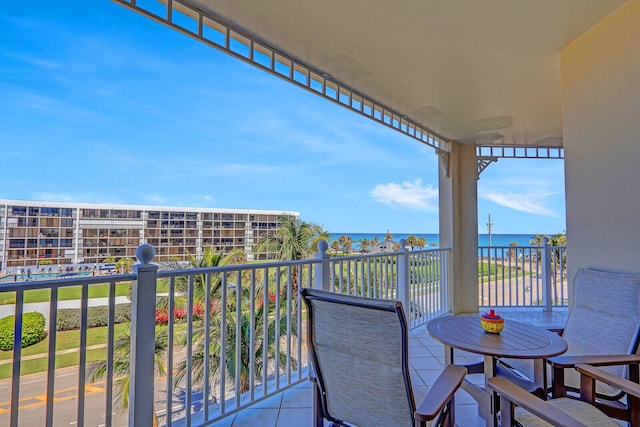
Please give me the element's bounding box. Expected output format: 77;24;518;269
427;314;568;427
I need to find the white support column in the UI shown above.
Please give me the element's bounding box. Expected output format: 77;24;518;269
541;237;553;311
314;240;330;291
129;244;158;427
439;142;479;314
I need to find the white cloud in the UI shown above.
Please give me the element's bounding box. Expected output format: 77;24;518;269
482;191;558;217
371;179;438;211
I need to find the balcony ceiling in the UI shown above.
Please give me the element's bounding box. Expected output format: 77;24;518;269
182;0;625;148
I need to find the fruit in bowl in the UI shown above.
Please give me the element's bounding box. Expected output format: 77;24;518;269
480;309;504;334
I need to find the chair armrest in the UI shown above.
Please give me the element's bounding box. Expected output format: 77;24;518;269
487;377;589;427
414;365;466;422
576;363;640;398
547;327;564;335
548;354;640;369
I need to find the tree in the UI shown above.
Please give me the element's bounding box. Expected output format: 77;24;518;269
166;247;245;306
549;232;567;274
87;329;168;427
256;217;327;294
529;234;548;263
549;232;567;247
416;237;427;249
338;235;353;254
371;237;380;252
529;234;547;246
330;240;340;255
359;238;371;253
116;257;135;274
508;242;519;262
406;235;418;249
385;229;393;241
173;284;294;398
256;216;326;261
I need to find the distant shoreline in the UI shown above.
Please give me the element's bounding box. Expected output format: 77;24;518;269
328;233;539;247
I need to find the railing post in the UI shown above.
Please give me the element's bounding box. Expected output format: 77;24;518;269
396;239;411;322
129;244;158;427
541;237;552;312
314;240;330;291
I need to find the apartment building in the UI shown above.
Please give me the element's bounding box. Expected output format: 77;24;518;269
0;199;298;270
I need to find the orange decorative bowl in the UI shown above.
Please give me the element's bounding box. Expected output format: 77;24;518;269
480;309;504;334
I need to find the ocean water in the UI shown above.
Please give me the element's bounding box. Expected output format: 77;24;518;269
328;233;539;248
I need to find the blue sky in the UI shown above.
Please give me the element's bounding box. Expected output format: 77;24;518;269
0;1;566;235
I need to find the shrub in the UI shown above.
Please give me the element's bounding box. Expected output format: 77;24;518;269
155;307;187;324
56;303;131;331
0;312;46;351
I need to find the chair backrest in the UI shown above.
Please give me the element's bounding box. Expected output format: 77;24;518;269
562;267;640;393
300;288;415;427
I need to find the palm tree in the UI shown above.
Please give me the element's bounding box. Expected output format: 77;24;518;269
330;240;340;255
406;235;418;249
416;237;427;249
371;237;380;252
256;216;326;261
359;238;371;253
337;235;352;254
338;235;353;254
529;234;548;264
173;284;293;397
167;247;245;303
87;329;168;427
508;242;519;262
256;216;327;294
529;234;547;246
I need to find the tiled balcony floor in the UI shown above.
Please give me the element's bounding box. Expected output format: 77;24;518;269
210;308;569;427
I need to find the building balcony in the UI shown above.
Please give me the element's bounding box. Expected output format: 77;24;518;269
0;242;568;426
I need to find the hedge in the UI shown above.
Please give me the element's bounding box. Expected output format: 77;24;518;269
56;303;131;331
0;312;46;351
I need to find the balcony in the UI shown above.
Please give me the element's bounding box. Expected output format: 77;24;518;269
0;242;567;426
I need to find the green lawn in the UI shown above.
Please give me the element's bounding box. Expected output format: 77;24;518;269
0;322;132;362
0;282;131;304
0;323;141;379
0;346;112;379
0;321;191;379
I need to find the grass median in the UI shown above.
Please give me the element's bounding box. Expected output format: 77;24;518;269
0;282;131;305
0;323;131;379
0;321;189;380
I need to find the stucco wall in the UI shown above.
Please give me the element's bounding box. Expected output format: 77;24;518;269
561;0;640;280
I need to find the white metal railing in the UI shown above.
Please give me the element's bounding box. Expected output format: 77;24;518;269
0;241;450;427
0;272;136;427
478;237;568;308
321;241;450;328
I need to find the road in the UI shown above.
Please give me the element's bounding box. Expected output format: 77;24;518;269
0;366;186;426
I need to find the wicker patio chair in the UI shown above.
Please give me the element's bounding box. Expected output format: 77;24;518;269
300;288;466;427
488;356;640;426
497;267;640;422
